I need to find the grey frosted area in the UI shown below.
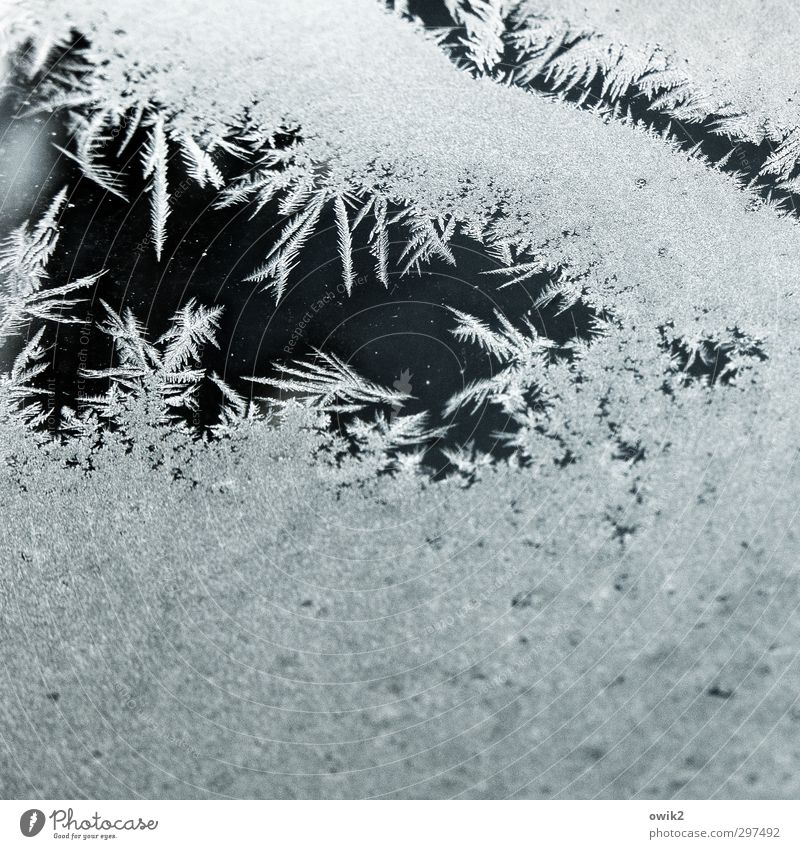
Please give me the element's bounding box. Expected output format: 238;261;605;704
522;0;800;134
1;408;799;799
1;0;799;799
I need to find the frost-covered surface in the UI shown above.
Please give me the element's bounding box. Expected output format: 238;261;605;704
1;0;800;798
2;403;800;799
512;1;800;181
515;0;800;128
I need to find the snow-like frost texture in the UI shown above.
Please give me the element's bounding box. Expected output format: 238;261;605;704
1;0;800;799
4;0;799;340
519;0;800;141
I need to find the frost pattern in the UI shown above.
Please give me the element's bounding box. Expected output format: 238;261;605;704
511;0;800;183
1;0;800;800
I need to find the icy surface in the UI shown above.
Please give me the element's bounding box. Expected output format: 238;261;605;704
1;0;799;798
523;0;800;140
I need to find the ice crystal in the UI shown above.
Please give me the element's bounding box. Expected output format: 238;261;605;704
1;0;800;800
